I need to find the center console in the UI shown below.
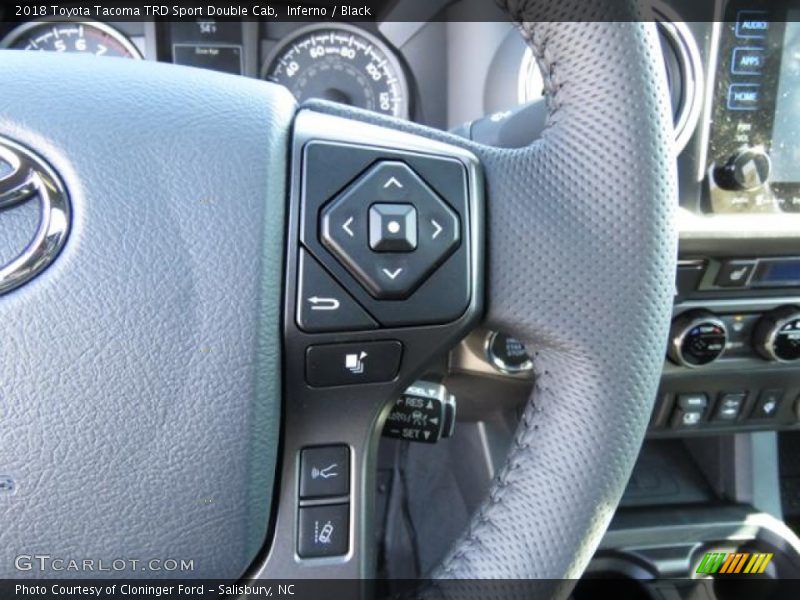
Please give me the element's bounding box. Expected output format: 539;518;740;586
652;295;800;436
588;7;800;592
654;0;800;438
585;505;800;598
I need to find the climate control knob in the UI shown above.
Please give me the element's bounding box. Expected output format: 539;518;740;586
753;306;800;362
668;310;728;367
714;146;771;191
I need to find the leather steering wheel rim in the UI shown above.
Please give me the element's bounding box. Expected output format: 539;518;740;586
448;0;678;579
307;0;677;581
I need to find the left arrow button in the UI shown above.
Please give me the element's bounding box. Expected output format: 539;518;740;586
297;249;378;333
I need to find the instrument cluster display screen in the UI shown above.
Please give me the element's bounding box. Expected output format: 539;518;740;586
173;44;243;75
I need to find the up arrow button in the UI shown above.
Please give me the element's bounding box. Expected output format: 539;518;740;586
383;176;404;190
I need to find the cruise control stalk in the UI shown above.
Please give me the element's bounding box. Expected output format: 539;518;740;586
382;381;456;443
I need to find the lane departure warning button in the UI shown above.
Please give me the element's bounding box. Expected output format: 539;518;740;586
297;504;349;558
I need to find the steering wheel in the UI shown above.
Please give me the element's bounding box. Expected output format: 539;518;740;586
0;0;676;591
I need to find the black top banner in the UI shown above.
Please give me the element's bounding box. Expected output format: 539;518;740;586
3;0;470;22
0;0;726;23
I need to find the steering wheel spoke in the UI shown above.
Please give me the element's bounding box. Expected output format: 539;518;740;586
257;109;484;578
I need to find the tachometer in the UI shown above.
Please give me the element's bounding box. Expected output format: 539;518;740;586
0;21;142;58
263;23;409;119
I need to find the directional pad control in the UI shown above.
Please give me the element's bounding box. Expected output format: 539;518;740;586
320;161;460;300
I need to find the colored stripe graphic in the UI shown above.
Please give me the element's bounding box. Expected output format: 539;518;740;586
752;553;773;574
696;552;773;574
697;553;726;574
719;553;739;573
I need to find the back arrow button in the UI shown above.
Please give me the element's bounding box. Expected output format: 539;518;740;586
308;297;340;311
297;250;377;333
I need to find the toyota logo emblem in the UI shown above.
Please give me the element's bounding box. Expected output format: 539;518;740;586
0;137;70;295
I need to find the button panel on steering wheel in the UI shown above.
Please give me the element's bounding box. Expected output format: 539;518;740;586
299;142;472;329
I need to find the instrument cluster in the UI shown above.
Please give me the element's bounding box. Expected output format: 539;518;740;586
0;19;415;120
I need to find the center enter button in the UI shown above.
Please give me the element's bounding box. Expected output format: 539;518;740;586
369;203;417;252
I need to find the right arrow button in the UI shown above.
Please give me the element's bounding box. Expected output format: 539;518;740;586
420;197;460;254
431;219;443;240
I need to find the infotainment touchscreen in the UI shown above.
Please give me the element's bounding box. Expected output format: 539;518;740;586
770;15;800;183
706;3;800;214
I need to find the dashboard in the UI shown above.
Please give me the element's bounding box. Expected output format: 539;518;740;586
4;0;800;441
0;6;711;136
0;19;417;115
0;16;484;129
5;5;800;585
0;3;707;133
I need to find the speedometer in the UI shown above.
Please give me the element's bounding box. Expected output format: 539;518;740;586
263;24;410;119
0;21;142;58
